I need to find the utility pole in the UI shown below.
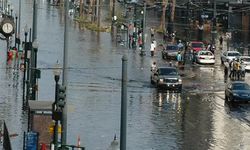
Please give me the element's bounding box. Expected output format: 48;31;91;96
18;0;21;50
211;0;217;45
31;0;38;100
186;0;190;41
142;1;146;50
62;0;69;145
120;55;127;150
227;2;232;51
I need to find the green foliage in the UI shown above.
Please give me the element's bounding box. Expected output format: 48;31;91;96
74;17;110;32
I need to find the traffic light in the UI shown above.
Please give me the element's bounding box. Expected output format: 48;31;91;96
52;102;62;121
57;85;66;108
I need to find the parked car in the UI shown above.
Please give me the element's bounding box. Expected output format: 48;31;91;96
238;56;250;71
189;41;205;53
225;81;250;103
195;50;215;64
220;50;241;64
162;44;180;60
151;66;182;91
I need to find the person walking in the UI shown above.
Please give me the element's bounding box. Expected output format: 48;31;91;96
235;59;241;80
177;51;182;67
150;27;155;39
150;41;155;57
229;59;235;79
151;61;157;72
224;62;229;78
219;36;223;45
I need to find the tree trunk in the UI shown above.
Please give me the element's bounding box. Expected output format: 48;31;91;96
88;0;94;21
97;0;101;27
80;0;83;18
160;0;168;32
171;0;176;22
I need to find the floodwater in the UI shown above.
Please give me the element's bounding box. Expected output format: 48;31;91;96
0;0;249;149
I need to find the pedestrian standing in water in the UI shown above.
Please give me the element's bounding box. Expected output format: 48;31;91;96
224;61;229;79
150;41;155;57
219;36;223;45
150;27;155;39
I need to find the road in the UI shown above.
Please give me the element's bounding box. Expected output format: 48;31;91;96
0;0;249;149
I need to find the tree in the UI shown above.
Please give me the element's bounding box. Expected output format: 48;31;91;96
79;0;83;18
171;0;176;23
160;0;168;32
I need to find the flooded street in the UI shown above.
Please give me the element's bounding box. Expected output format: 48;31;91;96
0;0;249;149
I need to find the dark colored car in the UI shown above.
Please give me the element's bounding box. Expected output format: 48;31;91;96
151;66;182;91
162;44;180;60
225;81;250;103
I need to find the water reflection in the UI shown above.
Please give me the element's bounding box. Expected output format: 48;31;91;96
154;91;182;112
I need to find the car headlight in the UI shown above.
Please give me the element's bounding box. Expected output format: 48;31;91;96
178;79;182;83
233;93;239;96
159;79;164;82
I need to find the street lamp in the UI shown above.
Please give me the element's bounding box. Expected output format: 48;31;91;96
7;4;10;15
15;15;18;48
52;62;61;150
10;5;13;17
22;24;29;109
31;39;39;100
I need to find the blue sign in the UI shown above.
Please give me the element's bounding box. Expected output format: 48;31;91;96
26;132;38;150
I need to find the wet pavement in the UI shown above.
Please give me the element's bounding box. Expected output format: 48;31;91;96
0;0;249;149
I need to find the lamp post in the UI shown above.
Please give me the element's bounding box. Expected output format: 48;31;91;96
211;0;217;45
31;39;38;100
52;62;61;150
7;4;9;15
22;24;28;109
111;0;116;32
142;2;146;51
15;15;17;48
10;5;13;17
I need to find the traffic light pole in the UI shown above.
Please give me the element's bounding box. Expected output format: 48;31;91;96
120;55;128;150
53;75;59;150
31;0;38;100
62;0;69;145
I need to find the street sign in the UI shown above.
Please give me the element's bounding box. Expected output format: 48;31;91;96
25;131;39;150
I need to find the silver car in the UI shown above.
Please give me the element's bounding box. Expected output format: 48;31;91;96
238;56;250;71
220;50;241;64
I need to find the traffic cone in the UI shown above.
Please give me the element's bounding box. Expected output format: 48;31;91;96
41;143;46;150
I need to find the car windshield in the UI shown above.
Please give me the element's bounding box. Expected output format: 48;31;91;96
192;43;203;48
232;83;250;90
166;45;178;51
158;68;178;75
199;51;213;56
228;52;240;56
